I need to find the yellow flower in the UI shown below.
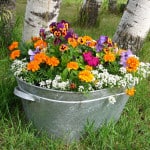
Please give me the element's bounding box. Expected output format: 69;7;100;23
125;87;136;96
59;44;69;52
77;36;86;45
67;61;79;70
126;56;139;72
104;52;116;62
85;65;93;71
68;38;78;48
78;70;94;82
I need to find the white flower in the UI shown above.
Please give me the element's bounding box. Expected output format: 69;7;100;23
119;67;127;74
78;86;84;92
108;96;116;104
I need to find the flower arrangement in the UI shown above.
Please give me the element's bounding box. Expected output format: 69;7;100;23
8;20;150;96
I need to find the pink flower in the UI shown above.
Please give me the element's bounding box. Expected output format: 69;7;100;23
87;57;99;67
83;51;93;62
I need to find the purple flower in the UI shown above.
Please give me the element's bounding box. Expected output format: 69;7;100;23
87;57;99;67
28;47;40;61
39;28;46;40
96;35;108;52
120;49;133;67
65;29;77;40
54;38;62;45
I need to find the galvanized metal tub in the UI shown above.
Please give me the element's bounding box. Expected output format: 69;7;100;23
14;78;129;143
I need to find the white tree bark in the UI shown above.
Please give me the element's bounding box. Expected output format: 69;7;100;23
113;0;150;53
22;0;62;41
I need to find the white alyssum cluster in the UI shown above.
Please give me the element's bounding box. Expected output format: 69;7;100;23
108;96;116;104
52;75;69;90
137;62;150;78
39;79;52;88
11;59;28;76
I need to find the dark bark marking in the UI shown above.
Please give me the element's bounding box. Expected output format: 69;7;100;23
25;19;36;27
30;11;56;22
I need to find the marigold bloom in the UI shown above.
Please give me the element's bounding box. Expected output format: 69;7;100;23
34;53;47;63
67;61;79;70
31;36;41;42
59;44;69;52
104;52;116;62
85;65;93;71
78;70;94;82
8;41;18;51
68;38;78;48
126;56;140;72
10;50;20;60
34;39;47;49
125;87;136;96
46;56;60;67
27;61;40;72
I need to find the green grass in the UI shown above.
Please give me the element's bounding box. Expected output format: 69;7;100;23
0;0;150;149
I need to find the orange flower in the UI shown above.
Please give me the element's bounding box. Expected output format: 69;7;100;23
77;37;86;45
27;61;40;72
31;36;41;42
103;48;111;54
59;44;69;52
78;70;94;82
68;38;78;48
8;41;18;51
54;30;61;37
34;39;47;49
46;56;60;67
87;40;97;48
83;36;93;41
85;65;93;71
125;87;136;96
67;61;79;70
104;52;116;62
126;56;140;72
10;50;20;60
34;53;47;63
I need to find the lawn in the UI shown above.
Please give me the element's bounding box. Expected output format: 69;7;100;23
0;0;150;149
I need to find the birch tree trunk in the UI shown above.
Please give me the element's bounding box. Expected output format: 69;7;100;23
22;0;62;41
113;0;150;54
79;0;102;27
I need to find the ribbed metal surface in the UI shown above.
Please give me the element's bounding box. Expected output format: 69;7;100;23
14;78;129;143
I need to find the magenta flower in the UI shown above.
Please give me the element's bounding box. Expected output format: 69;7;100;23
83;51;93;62
87;57;99;67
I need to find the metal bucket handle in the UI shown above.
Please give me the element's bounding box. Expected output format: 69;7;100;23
14;86;126;104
